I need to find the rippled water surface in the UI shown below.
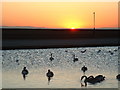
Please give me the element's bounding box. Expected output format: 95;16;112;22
2;47;119;88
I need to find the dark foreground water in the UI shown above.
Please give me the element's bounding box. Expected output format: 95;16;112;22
2;46;119;88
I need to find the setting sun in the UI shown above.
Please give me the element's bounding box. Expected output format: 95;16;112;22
71;27;75;29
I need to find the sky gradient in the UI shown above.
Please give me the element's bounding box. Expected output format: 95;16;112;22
2;2;118;29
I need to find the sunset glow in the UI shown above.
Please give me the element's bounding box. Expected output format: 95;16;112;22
71;27;75;29
2;2;118;28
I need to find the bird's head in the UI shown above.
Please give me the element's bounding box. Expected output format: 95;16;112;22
23;67;26;70
48;69;50;72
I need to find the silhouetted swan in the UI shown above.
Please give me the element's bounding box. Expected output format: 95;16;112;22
97;50;101;53
21;67;29;80
108;51;114;55
81;75;105;87
73;54;78;62
46;69;54;85
81;50;86;53
116;74;120;81
50;53;54;61
114;49;117;52
81;66;88;75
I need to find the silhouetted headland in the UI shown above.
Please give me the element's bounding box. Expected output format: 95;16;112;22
2;28;120;50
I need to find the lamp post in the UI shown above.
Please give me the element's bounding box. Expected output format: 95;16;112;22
93;12;96;30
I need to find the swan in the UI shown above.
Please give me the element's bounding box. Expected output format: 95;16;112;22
116;74;120;81
81;50;86;53
81;66;88;75
73;54;78;62
81;75;105;87
21;67;29;80
46;69;54;85
50;53;54;61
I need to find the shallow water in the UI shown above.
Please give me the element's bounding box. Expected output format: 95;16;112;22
2;46;119;88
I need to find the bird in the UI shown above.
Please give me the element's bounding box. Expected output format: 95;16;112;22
81;50;86;53
21;67;29;80
114;49;117;52
116;74;120;81
73;54;78;62
97;50;101;53
81;75;105;87
16;60;19;63
50;53;54;61
81;66;88;75
46;69;54;85
108;51;114;55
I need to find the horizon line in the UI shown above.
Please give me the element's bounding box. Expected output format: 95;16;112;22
1;26;119;29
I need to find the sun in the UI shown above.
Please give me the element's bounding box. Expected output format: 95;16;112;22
71;27;75;29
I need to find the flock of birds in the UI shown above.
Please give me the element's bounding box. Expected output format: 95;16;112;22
9;48;117;67
80;66;105;87
20;49;119;87
2;48;113;88
21;65;120;87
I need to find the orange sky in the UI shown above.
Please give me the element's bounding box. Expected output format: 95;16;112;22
2;2;118;28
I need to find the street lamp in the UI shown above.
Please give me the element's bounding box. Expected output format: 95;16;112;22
93;12;96;30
